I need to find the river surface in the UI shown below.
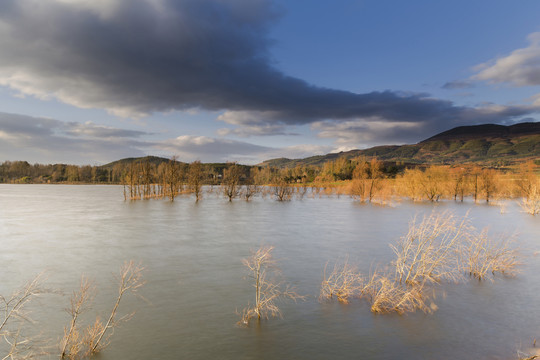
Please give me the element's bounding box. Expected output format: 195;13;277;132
0;184;538;359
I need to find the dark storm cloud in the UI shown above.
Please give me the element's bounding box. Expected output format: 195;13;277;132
0;0;538;144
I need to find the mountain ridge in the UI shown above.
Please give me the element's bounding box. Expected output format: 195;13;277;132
260;122;540;168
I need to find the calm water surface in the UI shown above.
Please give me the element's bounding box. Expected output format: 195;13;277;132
0;185;538;359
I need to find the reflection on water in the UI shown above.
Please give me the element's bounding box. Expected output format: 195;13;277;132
0;184;538;359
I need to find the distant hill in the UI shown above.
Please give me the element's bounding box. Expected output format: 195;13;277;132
99;156;251;176
260;122;540;168
100;155;175;169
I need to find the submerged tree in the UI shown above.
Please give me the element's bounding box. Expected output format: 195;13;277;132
239;246;302;326
272;175;293;201
165;156;182;201
58;261;145;359
222;162;242;201
350;157;383;202
89;261;144;354
188;161;203;201
60;277;94;359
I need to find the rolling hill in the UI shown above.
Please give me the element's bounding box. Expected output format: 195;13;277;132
260;122;540;168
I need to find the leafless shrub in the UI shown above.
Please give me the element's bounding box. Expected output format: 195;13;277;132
391;211;467;286
520;184;540;215
322;211;522;315
360;269;437;314
82;318;105;357
460;231;520;280
238;246;303;326
319;258;364;303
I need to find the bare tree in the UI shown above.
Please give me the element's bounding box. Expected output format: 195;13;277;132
272;176;292;201
222;162;242;202
165;156;182;201
89;261;144;354
238;246;302;326
242;168;260;201
60;277;94;359
471;166;481;203
188;161;203;201
450;167;467;202
480;168;499;203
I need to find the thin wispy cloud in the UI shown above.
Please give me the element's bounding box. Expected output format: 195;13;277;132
442;80;474;90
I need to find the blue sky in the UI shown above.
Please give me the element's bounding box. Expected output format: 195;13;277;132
0;0;539;165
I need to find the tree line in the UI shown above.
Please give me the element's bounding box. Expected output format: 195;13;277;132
1;157;538;212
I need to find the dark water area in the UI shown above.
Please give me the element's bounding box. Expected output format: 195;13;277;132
0;184;538;359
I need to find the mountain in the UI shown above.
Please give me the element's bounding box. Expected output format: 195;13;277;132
260;122;540;168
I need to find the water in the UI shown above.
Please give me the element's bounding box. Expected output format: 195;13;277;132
0;184;538;359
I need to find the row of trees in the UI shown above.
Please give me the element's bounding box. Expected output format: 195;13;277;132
343;159;540;206
2;157;539;210
0;156;397;185
0;161;117;184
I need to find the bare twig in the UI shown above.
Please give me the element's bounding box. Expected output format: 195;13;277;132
60;277;94;359
89;261;144;354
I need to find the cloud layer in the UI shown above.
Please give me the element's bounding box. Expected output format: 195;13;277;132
0;0;538;148
0;112;330;164
0;112;150;164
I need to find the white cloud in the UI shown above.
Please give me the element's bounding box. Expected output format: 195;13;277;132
474;32;540;86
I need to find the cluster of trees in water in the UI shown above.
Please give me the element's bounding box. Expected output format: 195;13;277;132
1;157;539;212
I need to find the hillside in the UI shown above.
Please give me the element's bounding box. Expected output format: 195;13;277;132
260;122;540;168
100;155;175;169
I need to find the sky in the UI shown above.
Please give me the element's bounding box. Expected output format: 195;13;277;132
1;0;540;165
